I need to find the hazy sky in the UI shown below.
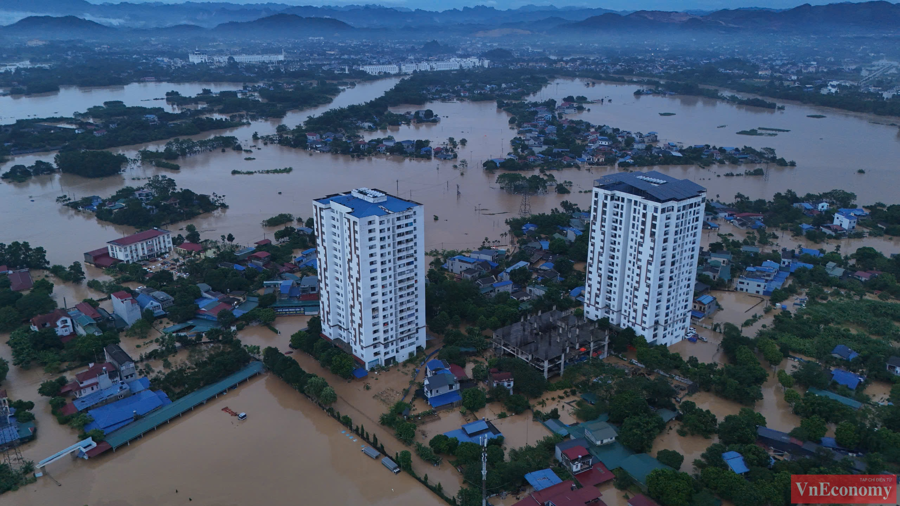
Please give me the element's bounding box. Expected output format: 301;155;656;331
85;0;881;11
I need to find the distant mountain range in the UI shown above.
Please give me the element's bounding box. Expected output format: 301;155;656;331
568;1;900;32
1;1;899;40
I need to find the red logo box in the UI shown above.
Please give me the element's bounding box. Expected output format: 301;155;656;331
792;475;897;504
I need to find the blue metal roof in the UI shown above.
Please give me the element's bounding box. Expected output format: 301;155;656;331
525;469;563;491
427;390;461;408
831;369;862;390
493;280;513;287
426;359;447;371
832;345;859;361
696;294;715;304
464;420;489;435
800;248;823;257
315;191;418;219
722;451;749;474
85;390;171;434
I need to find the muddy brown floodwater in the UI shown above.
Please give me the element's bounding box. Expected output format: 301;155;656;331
13;376;444;506
2;75;900;503
2;78;900;265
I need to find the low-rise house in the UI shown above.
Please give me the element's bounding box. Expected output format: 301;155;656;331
722;451;749;474
886;356;900;376
7;270;33;291
30;309;74;337
691;294;717;319
111;291;141;327
69;362;119;398
175;242;205;256
424;372;461;409
136;293;166;317
446;255;492;276
584;420;618;446
105;344;137;381
736;276;766;295
469;249;504;263
499;261;531;282
513;480;602;506
831;345;859;361
834;211;858;231
560;445;593;474
831;369;863;390
488;368;514;394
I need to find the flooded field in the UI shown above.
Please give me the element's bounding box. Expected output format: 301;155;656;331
2;78;900;265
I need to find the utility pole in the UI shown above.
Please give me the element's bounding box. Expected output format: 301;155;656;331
481;435;488;506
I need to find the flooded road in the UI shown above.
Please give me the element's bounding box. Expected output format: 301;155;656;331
13;376;444;506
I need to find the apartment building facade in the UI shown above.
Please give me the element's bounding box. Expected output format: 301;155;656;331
584;172;706;346
313;188;426;369
107;228;172;263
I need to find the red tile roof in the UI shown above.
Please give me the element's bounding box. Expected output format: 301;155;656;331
30;309;71;330
491;371;513;382
58;402;78;416
628;494;660;506
250;251;271;259
255;239;272;246
108;228;169;246
562;446;590;461
111;291;133;301
75;362;117;383
574;462;614;488
177;242;204;252
59;381;79;394
8;270;33;291
514;480;604;506
0;265;7;273
75;302;101;320
449;364;468;381
203;303;231;317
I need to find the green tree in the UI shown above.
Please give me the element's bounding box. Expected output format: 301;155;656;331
657;449;684;470
718;409;766;446
318;386;337;406
330;353;355;379
398;450;412;471
504;394;530;415
619;414;664;453
799;415;827;442
647;468;695;506
678;401;717;438
776;370;794;388
217;309;236;327
509;267;531;286
784;388;801;405
0;306;22;332
792;361;829;389
609;390;651;424
472;364;488;381
462;388;487;412
185;224;201;243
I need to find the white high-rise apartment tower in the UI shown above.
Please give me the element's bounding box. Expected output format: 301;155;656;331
584;172;706;346
313;188;426;369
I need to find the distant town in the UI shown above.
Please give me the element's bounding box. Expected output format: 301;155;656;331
2;2;900;506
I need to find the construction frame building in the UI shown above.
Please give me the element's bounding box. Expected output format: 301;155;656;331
492;308;609;379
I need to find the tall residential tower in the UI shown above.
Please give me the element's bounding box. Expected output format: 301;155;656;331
313;188;426;369
584;172;706;346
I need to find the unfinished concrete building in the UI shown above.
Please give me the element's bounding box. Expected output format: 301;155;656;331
492;309;609;379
